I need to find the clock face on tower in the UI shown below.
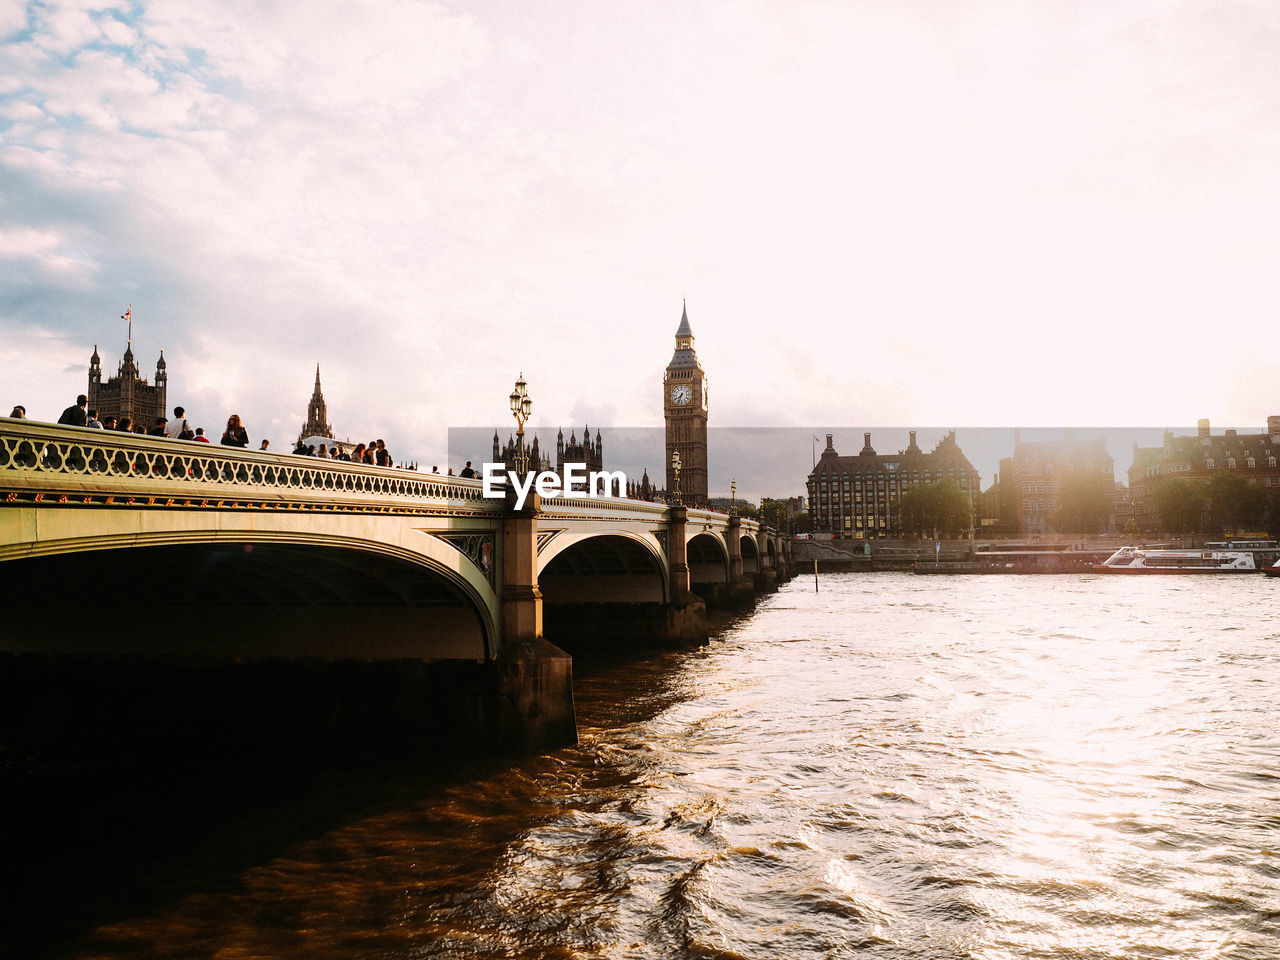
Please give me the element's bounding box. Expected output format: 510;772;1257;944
670;384;692;406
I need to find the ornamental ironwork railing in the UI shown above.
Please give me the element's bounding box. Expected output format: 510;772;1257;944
0;419;500;512
2;420;770;536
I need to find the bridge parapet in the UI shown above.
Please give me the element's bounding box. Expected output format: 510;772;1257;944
0;419;499;514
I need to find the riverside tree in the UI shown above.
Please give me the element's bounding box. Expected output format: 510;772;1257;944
1152;479;1205;535
1207;470;1267;535
897;479;972;539
1051;472;1114;533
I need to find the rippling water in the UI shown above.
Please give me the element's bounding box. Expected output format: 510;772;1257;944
62;573;1280;958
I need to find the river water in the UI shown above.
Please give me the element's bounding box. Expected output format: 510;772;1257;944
58;573;1280;958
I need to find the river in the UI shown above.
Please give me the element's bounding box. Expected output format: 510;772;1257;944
39;573;1280;958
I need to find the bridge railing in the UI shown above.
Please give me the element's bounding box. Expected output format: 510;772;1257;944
540;494;670;521
2;421;776;535
539;497;761;534
0;419;501;512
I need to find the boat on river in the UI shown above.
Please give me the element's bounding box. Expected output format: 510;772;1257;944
1093;546;1257;574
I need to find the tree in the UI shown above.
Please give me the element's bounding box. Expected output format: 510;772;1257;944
1268;488;1280;538
1207;470;1267;535
898;479;972;539
1151;479;1205;536
1052;472;1114;533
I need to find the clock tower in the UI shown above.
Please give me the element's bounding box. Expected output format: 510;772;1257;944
664;301;709;504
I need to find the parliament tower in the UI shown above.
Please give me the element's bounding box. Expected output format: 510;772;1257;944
663;301;708;505
87;338;166;430
298;364;333;443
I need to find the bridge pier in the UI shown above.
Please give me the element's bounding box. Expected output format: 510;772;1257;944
725;515;757;607
497;491;576;750
663;504;709;644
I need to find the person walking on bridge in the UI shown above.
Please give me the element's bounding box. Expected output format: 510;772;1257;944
57;395;87;426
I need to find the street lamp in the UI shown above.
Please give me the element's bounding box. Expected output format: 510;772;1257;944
510;373;532;474
670;449;682;504
730;479;737;515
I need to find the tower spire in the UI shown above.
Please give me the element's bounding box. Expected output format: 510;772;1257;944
676;300;693;339
299;363;333;442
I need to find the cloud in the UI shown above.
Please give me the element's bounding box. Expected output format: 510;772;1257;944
4;0;1280;483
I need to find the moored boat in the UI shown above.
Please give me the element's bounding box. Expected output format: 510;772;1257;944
1093;546;1257;573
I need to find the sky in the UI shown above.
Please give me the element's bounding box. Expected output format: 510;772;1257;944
3;0;1279;496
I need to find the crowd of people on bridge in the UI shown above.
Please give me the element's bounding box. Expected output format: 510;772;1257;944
289;438;394;466
8;397;408;469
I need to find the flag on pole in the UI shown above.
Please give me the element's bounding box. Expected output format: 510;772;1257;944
121;304;132;322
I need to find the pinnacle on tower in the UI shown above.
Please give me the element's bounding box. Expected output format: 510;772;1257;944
676;300;693;339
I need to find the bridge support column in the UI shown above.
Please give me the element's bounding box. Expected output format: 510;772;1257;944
496;491;576;751
663;504;707;645
726;515;757;606
754;528;778;592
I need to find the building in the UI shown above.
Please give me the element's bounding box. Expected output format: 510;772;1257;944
298;365;334;445
87;338;167;431
806;431;980;538
995;430;1115;534
492;426;603;480
1112;482;1138;534
664;302;709;505
1128;417;1280;531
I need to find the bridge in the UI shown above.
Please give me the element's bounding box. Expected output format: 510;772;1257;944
0;419;792;752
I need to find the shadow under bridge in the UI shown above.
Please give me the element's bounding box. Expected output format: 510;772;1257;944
538;532;671;650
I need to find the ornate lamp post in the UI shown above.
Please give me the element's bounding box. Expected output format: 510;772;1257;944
670;449;682;504
730;479;737;515
509;373;532;474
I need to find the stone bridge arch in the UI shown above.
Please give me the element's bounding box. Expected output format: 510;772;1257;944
0;508;499;660
688;530;729;587
537;529;669;604
536;530;672;649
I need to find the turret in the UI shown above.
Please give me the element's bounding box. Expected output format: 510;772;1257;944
89;344;101;384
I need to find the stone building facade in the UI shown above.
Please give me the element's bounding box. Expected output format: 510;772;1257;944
806;431;980;538
995;431;1116;534
492;426;603;479
1128;417;1280;531
87;340;167;431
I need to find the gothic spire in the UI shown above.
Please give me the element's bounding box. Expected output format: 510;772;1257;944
676;299;693;339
